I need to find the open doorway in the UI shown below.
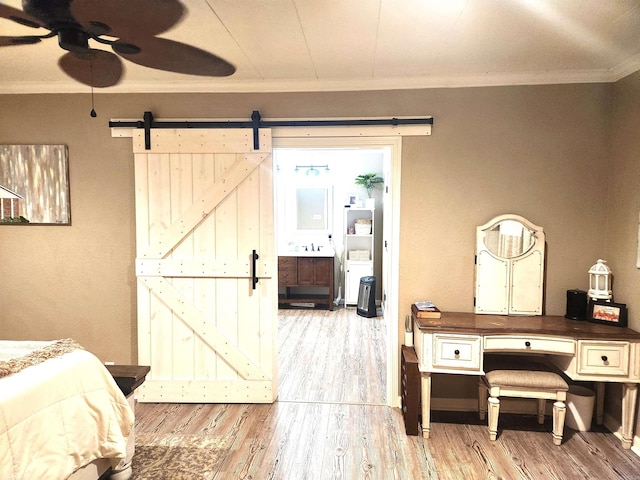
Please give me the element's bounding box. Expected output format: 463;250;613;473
272;136;402;408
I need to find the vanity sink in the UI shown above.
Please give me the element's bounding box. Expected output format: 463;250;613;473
280;246;335;257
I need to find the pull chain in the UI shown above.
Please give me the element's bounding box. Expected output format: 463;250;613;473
90;58;97;118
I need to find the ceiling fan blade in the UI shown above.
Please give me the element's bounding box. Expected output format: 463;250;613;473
117;37;235;77
0;36;42;47
0;4;44;29
58;49;124;87
71;0;185;38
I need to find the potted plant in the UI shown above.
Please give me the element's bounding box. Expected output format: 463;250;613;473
355;173;383;208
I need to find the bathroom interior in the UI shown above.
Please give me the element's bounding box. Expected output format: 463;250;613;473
274;147;387;309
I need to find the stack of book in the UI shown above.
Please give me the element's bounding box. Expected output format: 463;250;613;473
412;301;441;318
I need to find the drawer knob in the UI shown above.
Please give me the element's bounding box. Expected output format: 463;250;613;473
525;341;531;347
454;349;460;356
601;355;608;362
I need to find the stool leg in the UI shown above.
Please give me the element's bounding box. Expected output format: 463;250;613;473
488;396;500;441
537;399;545;424
552;401;566;446
478;382;487;420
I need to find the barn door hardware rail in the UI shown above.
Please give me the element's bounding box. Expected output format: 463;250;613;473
108;111;434;150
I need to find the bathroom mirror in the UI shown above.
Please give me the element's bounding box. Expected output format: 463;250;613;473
287;185;332;233
475;214;545;315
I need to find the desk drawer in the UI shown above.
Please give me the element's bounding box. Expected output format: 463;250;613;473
577;340;629;376
433;334;482;371
484;335;575;355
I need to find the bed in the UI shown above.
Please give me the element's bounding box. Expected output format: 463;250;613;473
0;339;135;480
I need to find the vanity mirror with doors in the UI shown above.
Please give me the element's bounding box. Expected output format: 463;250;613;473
474;214;545;315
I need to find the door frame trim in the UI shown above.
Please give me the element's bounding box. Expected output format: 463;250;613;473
273;135;402;407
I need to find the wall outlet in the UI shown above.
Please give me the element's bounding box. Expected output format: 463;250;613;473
104;361;115;365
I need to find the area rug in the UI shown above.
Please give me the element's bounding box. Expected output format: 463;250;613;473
131;433;230;480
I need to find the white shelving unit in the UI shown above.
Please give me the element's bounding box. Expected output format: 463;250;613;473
344;206;374;305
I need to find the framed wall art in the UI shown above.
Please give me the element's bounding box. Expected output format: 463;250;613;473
0;145;71;225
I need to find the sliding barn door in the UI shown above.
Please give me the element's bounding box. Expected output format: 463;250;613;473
133;129;276;403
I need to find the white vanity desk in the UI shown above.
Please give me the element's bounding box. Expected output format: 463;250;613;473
413;311;640;449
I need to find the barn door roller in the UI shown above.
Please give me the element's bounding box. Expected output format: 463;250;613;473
109;111;434;151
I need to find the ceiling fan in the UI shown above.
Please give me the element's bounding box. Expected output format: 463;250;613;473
0;0;236;87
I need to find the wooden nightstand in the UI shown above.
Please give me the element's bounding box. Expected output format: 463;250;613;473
105;365;150;397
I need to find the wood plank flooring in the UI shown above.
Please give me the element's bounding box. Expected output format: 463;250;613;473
427;411;640;480
132;307;640;479
277;306;386;405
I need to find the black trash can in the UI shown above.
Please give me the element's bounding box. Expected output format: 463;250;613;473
357;276;376;318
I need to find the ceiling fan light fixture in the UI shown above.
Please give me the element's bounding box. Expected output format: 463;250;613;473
57;28;90;54
3;0;236;87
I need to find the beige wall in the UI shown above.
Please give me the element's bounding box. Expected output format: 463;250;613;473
0;80;634;401
600;70;640;424
607;70;640;327
397;83;613;323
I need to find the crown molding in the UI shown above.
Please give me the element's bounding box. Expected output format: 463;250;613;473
1;66;638;95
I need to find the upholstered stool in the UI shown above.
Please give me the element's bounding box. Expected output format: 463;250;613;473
478;365;569;445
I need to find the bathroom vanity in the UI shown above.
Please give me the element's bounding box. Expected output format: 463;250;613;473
278;253;335;310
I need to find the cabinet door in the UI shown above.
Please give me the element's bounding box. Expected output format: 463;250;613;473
314;258;333;286
297;258;316;285
278;257;297;286
345;262;373;305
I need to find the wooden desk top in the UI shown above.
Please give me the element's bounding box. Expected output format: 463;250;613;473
413;312;640;341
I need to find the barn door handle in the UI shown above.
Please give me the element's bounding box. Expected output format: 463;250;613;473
252;250;259;290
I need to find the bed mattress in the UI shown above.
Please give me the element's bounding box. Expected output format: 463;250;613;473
0;340;135;480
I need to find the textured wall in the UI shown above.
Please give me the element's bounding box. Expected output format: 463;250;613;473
0;81;629;404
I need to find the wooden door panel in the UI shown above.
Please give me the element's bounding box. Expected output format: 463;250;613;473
297;258;315;285
314;258;332;286
139;276;267;379
134;129;277;403
140;154;267;259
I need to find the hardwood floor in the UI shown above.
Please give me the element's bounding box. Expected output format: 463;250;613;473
133;307;640;479
427;411;640;480
277;306;386;405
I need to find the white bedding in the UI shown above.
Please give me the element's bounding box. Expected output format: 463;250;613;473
0;341;135;480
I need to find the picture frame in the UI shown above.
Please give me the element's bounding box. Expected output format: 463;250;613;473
345;193;357;206
0;145;71;225
587;300;628;327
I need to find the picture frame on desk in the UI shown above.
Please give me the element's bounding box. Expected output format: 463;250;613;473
587;300;628;327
